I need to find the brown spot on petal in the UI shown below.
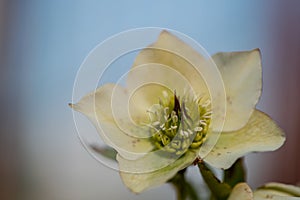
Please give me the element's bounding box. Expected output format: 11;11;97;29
226;96;233;105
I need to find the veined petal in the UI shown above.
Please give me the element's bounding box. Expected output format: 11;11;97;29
228;183;253;200
127;31;211;102
204;109;285;169
70;84;154;160
118;150;197;193
212;49;262;131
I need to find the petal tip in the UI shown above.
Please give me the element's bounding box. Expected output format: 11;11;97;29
251;48;262;59
160;29;170;35
68;102;81;111
252;47;261;53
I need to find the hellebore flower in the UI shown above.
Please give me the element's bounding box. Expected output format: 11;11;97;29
70;31;285;193
228;182;300;200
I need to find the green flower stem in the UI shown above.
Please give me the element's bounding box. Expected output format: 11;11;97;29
198;161;231;200
185;181;200;200
224;158;246;187
170;169;199;200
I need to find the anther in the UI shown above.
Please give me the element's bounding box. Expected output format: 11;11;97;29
152;121;160;126
202;100;211;107
164;107;169;115
171;125;177;129
149;91;211;152
187;129;193;135
199;120;207;126
172;115;178;123
194;126;203;132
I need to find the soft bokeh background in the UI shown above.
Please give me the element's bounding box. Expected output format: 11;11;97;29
1;1;299;200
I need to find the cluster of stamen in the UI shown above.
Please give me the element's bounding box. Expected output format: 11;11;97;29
148;91;211;156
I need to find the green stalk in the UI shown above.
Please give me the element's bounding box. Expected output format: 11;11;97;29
170;169;199;200
198;161;231;200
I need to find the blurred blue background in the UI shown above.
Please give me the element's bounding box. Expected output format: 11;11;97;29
1;1;299;200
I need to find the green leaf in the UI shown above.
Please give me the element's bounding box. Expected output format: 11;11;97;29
198;161;231;200
224;158;246;188
169;169;200;200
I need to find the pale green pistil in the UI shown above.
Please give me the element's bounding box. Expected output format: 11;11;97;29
148;93;211;155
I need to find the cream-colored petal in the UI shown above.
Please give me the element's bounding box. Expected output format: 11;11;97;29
128;31;210;96
212;49;262;131
228;182;300;200
70;84;154;159
204;109;285;169
118;150;197;193
254;189;297;200
262;183;300;196
254;182;300;199
127;63;193;123
228;183;253;200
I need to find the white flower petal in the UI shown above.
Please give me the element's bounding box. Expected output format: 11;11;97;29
229;182;300;200
212;49;262;131
204;109;285;169
128;62;194;95
228;183;253;200
127;30;211;104
127;80;173;123
117;149;186;174
71;84;154;159
118;150;197;193
262;183;300;196
254;190;297;200
121;65;197;127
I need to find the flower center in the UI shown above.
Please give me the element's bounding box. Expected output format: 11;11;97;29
147;91;211;155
